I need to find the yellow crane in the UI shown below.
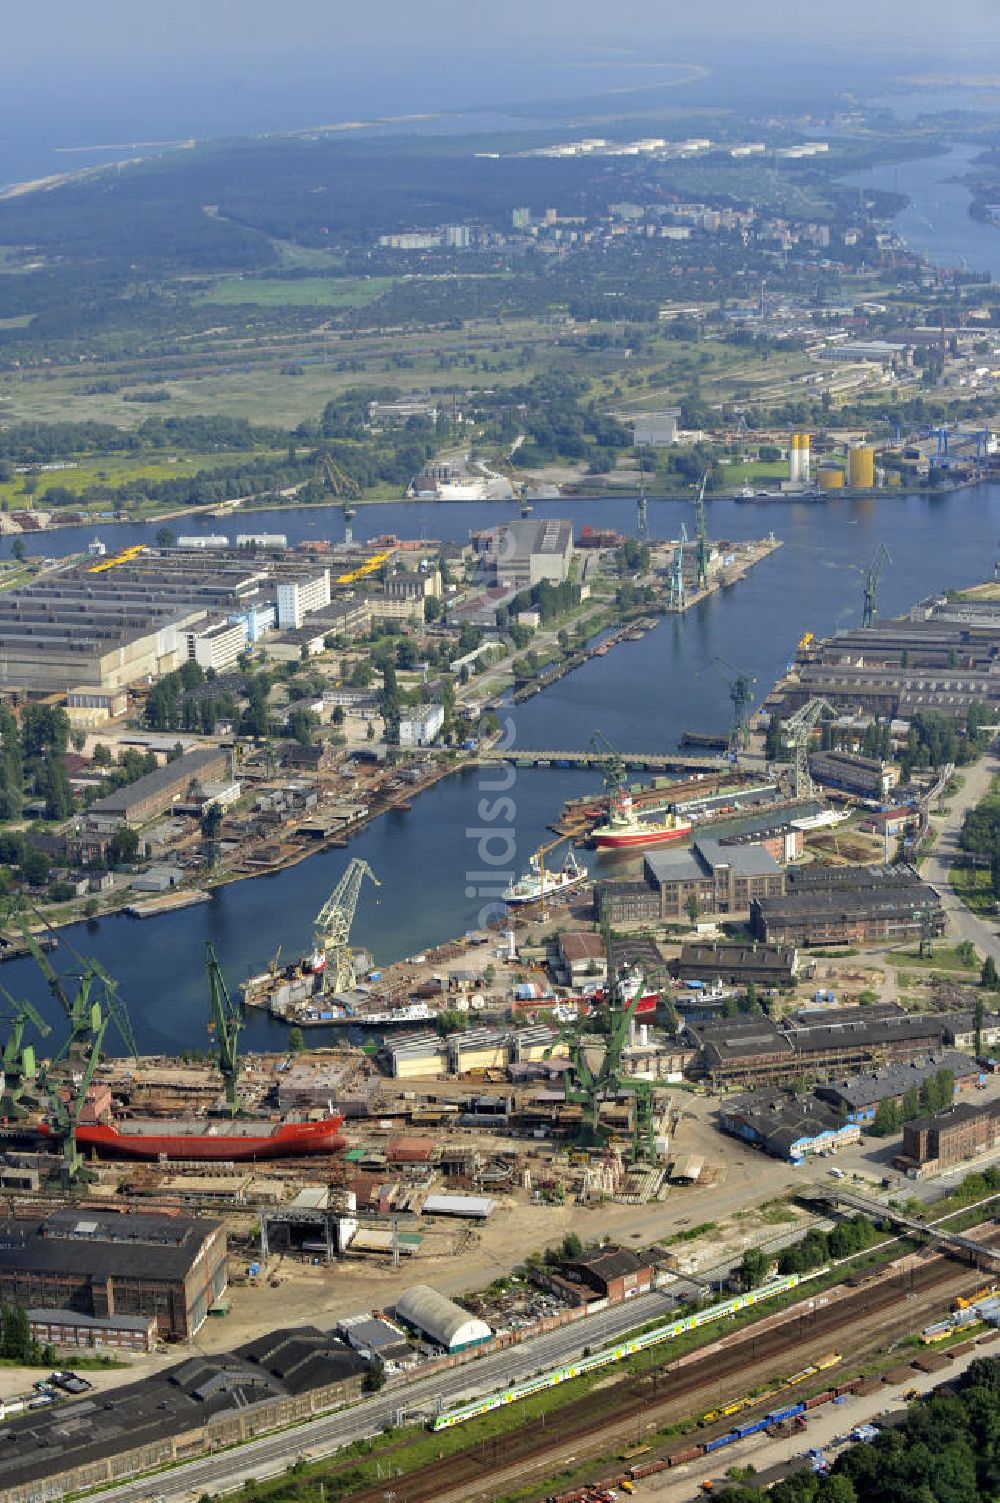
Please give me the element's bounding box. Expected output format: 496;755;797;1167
87;544;145;574
533;834;571;923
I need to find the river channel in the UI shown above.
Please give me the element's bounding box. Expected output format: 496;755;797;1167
4;484;1000;1053
6;139;1000;1053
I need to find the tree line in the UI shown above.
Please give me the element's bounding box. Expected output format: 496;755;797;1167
721;1358;1000;1503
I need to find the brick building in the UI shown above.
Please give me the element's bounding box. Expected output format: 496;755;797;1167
646;838;785;920
85;747;231;832
750;863;943;947
566;1246;653;1301
0;1210;227;1341
899;1099;1000;1175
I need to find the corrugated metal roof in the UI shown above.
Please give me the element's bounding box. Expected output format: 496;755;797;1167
422;1194;495;1218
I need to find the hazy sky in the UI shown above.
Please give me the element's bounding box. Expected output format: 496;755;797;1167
6;0;999;62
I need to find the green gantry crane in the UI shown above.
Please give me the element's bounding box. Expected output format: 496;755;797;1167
546;959;662;1162
47;1013;109;1184
0;987;50;1121
713;656;758;760
588;730;628;797
21;918;136;1065
206;943;244;1116
862;542;891;629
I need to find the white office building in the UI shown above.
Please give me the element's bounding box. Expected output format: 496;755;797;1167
399;703;445;747
184;618;248;673
276;571;332;630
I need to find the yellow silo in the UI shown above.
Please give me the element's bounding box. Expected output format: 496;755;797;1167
788;433;801;483
848;444;875;490
817;465;845;491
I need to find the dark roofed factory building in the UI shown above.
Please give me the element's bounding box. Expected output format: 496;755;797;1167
0;1209;227;1341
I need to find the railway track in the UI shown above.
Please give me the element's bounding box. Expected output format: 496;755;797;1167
345;1235;1000;1503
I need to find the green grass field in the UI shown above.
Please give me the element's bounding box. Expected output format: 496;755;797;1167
0;450;278;513
197;275;397;308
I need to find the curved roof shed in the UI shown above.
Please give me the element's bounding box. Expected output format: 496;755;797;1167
394;1284;491;1352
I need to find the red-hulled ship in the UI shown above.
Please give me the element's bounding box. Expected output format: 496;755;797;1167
590;789;691;851
38;1113;345;1162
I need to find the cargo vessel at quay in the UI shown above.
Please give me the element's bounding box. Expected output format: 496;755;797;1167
37;1113;345;1162
590;789;692;851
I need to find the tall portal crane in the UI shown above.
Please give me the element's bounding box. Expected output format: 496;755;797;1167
636;452;649;538
0;987;50;1120
46;1014;109;1183
862;542;891;629
21;922;136;1064
668;524;689;611
500;454;533;517
314;859;381;993
588;731;627;796
694;470;710;591
712;657;758;760
315;453;361;517
781;696;835;797
206;943;243;1116
545;958;662;1161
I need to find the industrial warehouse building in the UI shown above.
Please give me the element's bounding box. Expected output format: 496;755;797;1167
719;1092;861;1162
0;1210;228;1341
85;746;231;831
750;864;943;947
597;839;785;925
0;546;389;692
672;941;799;988
807;750;899;799
481;518;574;588
394;1284;492;1352
898;1099;1000;1175
688;1004;946;1088
814;1052;981;1124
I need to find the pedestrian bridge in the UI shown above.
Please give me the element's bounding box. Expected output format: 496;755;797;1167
816;1186;1000;1270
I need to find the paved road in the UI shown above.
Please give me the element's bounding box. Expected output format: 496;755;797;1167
920;749;1000;963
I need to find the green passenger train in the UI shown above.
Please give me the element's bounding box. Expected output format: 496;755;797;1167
431;1273;805;1431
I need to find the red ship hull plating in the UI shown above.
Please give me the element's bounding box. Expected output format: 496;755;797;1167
39;1116;345;1162
592;823;691;850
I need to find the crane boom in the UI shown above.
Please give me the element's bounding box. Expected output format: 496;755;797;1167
862;542;891;629
314;859;381;993
315;453;362;505
781;696;836;797
206;943;243;1115
695;470;710;591
668;523;689;610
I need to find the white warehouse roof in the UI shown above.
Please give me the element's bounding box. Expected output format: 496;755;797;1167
422;1194;495;1219
394;1284;492;1351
